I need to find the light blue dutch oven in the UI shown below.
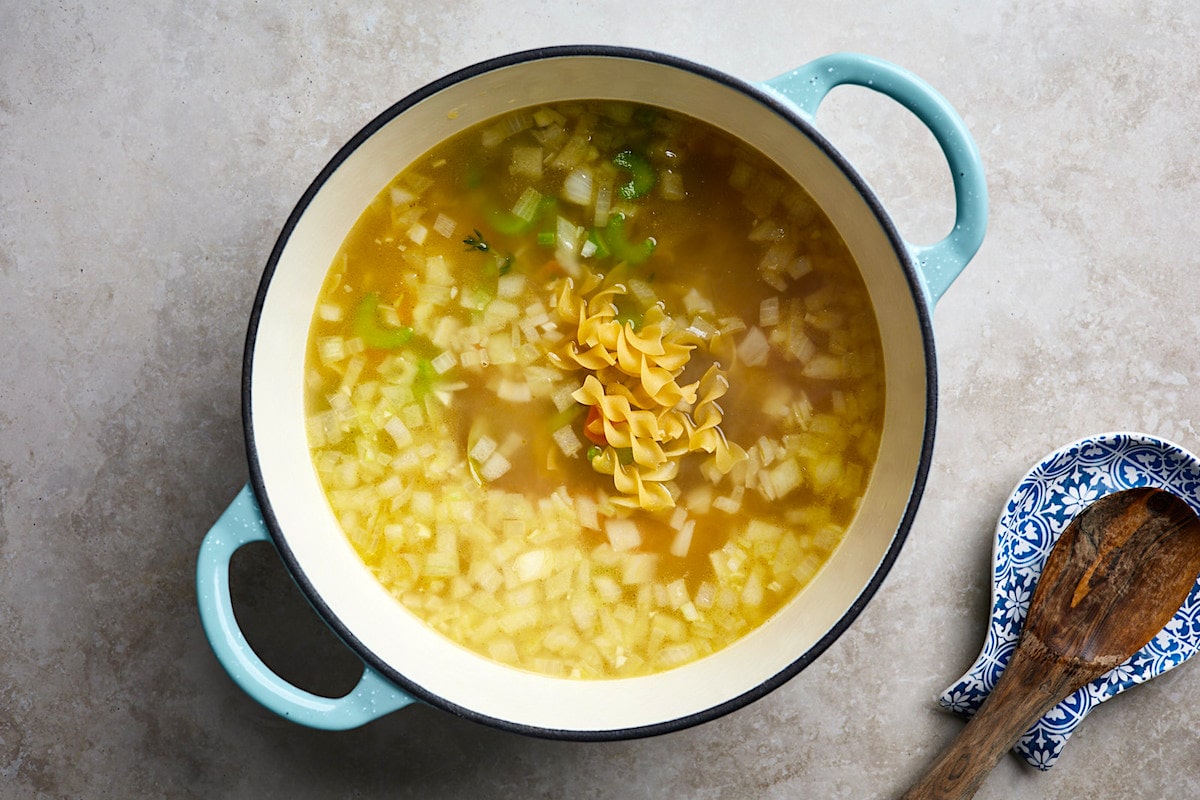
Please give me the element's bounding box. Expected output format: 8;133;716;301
196;46;987;739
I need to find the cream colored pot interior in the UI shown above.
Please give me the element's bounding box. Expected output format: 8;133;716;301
249;53;929;734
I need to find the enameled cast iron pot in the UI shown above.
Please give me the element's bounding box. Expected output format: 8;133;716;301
196;46;987;739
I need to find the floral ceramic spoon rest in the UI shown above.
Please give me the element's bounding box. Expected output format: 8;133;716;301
939;432;1200;770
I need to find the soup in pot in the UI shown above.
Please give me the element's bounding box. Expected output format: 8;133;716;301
304;100;885;678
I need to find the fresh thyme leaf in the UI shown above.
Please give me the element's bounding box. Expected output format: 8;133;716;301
463;228;490;252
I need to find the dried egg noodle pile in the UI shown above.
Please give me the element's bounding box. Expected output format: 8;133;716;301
305;101;885;678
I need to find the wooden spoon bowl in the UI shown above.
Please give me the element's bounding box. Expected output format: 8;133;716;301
901;487;1200;800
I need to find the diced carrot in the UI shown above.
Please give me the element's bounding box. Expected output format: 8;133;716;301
584;404;608;445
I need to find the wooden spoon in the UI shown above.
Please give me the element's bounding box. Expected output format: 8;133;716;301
901;487;1200;800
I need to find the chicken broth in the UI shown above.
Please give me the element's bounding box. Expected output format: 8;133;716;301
304;100;885;678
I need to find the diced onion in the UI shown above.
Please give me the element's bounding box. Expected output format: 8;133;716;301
468;434;497;463
670;520;695;558
513;549;553;584
812;454;844;490
479;452;512;482
317;336;346;364
512;187;542;222
563;168;594;206
760;297;781;327
668;505;688;531
759;242;795;276
713;494;741;514
659;169;685;200
390;186;417;206
628;279;656;308
729;160;755;191
471;561;504;593
570;594;597;630
433;213;457;239
685;316;718;342
487;638;520;664
788;256;813;280
497;379;532;402
749;218;787;242
787;329;818;363
741;569;765;606
665;578;689;608
411;491;434;517
594;182;612;227
792;552;825;587
736;326;770;367
497;273;526;298
769;458;803;498
385;417;413;449
555;216;584;255
550;135;589;169
552;425;583;457
533;107;565;127
487;332;517;364
621;553;658;585
425;255;452;285
657;643;699;668
574;494;600;530
593;576;623;604
604;518;641;552
680;601;699;622
803;354;845;379
497;606;540;634
510;146;543;178
683;288;715;316
430;351;457;375
482;112;533;147
406;222;428;245
424;550;459;577
719;316;747;335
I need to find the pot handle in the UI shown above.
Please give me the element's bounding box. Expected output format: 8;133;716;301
763;52;987;306
195;484;416;729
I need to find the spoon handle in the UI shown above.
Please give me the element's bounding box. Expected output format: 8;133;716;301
898;642;1093;800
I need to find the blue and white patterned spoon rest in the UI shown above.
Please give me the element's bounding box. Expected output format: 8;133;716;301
938;432;1200;771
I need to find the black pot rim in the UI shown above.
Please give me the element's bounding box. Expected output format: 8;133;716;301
242;43;938;741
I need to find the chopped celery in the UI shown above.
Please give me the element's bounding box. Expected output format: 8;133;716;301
613;150;656;200
465;160;484;188
511;187;543;222
486;195;556;236
353;293;415;349
601;213;655;265
462;249;511;311
412;358;438;400
586;228;611;259
547;402;585;432
488;208;531;235
462;285;494;312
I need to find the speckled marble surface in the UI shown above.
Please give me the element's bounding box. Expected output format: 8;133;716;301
4;2;1200;798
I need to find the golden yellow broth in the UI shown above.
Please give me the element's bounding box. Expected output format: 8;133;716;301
304;101;885;678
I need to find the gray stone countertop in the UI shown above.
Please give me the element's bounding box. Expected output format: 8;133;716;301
4;2;1200;798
